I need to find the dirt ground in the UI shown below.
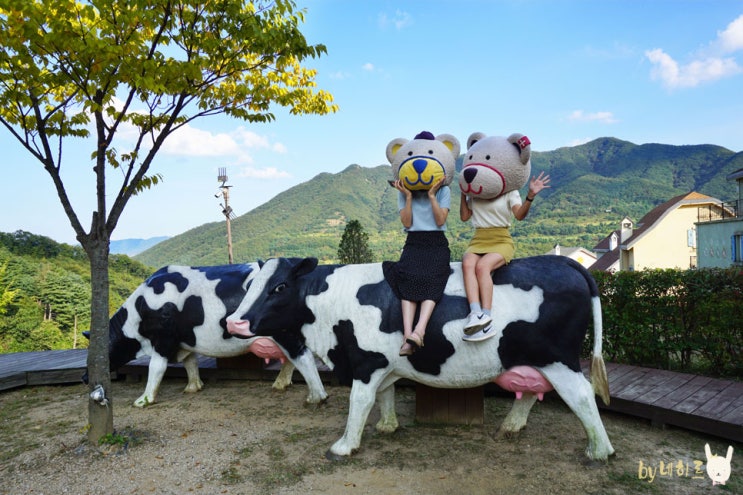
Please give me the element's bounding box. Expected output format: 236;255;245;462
0;376;739;495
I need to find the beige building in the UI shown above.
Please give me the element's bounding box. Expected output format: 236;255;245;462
590;192;726;272
546;244;597;269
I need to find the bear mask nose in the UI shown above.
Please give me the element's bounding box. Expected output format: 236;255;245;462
463;167;478;184
413;159;428;174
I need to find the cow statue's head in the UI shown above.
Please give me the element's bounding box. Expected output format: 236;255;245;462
386;131;460;190
458;133;532;199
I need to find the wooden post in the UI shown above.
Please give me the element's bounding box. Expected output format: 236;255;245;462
415;384;484;425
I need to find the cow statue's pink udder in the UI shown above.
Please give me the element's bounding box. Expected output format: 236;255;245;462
493;366;554;400
248;337;287;364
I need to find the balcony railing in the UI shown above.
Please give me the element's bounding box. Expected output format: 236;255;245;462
697;199;741;223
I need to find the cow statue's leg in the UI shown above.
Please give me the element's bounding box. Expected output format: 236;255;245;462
272;361;295;391
289;349;328;406
326;372;388;460
134;352;169;407
180;351;204;394
539;363;615;461
374;382;399;434
497;393;539;437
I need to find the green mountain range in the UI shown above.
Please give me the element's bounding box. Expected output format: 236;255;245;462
134;137;743;268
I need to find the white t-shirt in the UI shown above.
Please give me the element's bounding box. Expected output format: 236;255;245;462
467;190;522;228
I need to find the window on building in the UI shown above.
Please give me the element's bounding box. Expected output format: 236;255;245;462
732;233;743;263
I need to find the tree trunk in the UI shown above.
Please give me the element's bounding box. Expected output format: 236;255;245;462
85;239;113;443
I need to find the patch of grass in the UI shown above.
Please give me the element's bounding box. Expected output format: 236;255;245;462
607;470;662;494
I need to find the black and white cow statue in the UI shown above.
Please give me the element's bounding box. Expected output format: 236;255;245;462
226;256;615;461
92;263;327;407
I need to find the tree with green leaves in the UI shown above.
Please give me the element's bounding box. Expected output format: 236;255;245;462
0;0;336;443
338;219;374;264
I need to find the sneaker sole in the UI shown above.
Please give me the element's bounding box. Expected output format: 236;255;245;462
462;325;496;342
463;320;492;336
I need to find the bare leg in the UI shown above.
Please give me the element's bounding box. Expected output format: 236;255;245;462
462;252;481;306
399;299;416;355
410;299;436;344
475;252;505;312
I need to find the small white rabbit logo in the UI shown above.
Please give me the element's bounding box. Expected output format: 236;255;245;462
705;443;733;486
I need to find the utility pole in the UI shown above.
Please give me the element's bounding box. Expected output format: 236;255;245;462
216;167;235;264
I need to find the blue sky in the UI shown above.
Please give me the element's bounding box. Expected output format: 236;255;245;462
1;0;742;246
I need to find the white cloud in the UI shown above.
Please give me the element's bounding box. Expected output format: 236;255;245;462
158;125;287;165
362;63;375;72
645;14;743;89
567;110;618;124
717;14;743;53
645;48;741;89
378;10;412;30
237;166;291;179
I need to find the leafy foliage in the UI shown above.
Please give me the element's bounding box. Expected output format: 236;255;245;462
585;268;742;378
0;231;152;353
136;139;741;267
337;219;374;264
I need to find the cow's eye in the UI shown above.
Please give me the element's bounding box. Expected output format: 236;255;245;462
428;149;433;154
485;155;491;160
407;151;413;156
272;283;287;294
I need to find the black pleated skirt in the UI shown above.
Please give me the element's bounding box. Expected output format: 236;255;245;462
383;231;451;302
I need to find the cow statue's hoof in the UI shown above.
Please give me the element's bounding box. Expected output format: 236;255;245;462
183;378;204;394
133;395;154;408
325;450;352;462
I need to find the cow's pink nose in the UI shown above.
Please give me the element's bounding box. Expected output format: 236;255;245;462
227;319;254;337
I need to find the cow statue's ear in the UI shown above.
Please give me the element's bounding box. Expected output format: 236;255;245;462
293;257;319;277
257;259;265;269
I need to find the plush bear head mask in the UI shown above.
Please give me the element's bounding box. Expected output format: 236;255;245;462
386;131;460;190
458;133;532;199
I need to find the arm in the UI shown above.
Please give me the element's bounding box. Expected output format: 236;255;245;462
428;178;449;227
393;180;413;229
460;193;472;222
513;171;551;221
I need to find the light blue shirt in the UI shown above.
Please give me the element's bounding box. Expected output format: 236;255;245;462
398;185;451;232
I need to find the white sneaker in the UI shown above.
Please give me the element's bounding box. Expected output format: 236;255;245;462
462;323;496;342
463;312;492;336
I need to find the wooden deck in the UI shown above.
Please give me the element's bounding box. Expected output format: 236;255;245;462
0;350;740;443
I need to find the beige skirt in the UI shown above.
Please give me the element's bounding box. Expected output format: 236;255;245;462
465;227;515;262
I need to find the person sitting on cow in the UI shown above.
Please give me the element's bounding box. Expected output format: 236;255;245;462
459;133;550;341
382;131;460;356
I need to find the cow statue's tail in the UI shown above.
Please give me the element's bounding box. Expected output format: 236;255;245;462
589;287;611;406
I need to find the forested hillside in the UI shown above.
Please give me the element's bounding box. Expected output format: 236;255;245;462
0;231;153;352
136;137;743;267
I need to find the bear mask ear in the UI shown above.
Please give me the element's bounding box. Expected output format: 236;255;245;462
466;132;486;150
507;133;531;165
386;138;408;164
435;133;461;158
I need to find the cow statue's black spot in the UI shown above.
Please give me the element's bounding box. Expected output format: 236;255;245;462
357;280;464;376
107;307;142;370
135;295;204;362
145;269;190;294
328;320;389;386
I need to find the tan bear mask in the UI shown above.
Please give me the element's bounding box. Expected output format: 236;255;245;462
387;131;460;190
458;133;532;199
